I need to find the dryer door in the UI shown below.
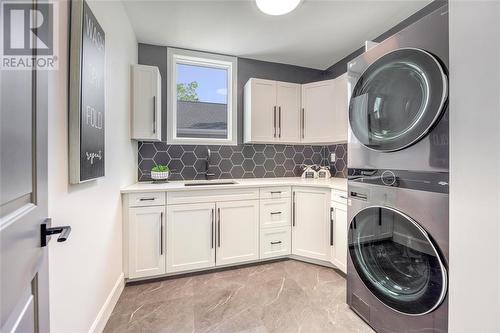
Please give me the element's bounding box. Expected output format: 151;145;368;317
349;48;447;152
348;206;447;315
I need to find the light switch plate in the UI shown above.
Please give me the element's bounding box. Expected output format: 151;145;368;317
330;153;336;162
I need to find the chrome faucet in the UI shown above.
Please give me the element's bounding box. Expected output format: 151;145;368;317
204;148;215;180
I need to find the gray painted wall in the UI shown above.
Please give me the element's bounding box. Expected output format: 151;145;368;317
137;44;324;143
323;0;448;79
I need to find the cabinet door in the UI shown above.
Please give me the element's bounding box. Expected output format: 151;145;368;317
128;206;165;278
331;202;348;273
276;81;301;143
331;74;348;143
301;80;335;143
166;203;216;273
132;65;161;141
292;187;331;261
244;79;277;143
216;200;259;266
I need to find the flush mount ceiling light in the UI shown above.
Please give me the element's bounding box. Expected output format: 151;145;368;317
256;0;302;16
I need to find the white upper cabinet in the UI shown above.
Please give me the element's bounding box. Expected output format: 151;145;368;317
244;79;277;143
301;80;336;144
131;64;162;141
331;73;348;143
276;81;301;142
244;76;348;145
244;79;301;144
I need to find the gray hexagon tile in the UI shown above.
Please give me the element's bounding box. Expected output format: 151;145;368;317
137;142;347;181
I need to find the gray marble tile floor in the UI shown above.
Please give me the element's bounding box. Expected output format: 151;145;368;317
104;260;374;333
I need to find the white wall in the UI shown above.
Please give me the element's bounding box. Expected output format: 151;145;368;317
48;1;137;332
449;2;500;332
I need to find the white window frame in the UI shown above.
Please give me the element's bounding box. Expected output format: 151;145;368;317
167;47;238;145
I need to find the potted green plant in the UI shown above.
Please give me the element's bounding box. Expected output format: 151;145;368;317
150;164;170;181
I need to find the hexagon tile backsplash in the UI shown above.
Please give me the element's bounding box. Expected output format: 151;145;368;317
138;143;347;181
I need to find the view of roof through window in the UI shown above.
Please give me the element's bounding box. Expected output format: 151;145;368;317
176;63;229;139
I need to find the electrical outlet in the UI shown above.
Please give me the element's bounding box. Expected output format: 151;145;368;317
330;153;336;162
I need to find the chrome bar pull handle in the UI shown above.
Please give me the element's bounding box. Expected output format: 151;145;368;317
278;106;282;138
160;212;164;255
217;208;221;248
152;96;156;134
301;108;305;138
211;209;214;249
273;106;277;138
330;207;334;246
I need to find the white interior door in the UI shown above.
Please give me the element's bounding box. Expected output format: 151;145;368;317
166;203;216;273
216;200;259;266
248;79;277;142
276;81;301;143
292;188;330;261
301;81;335;143
128;206;166;278
0;2;51;330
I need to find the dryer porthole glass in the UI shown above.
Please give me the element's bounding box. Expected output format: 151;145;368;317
348;206;447;315
349;48;448;152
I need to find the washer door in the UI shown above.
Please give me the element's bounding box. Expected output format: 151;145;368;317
349;48;448;152
348;206;447;315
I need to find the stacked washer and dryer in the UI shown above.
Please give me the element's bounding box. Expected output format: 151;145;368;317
346;4;449;333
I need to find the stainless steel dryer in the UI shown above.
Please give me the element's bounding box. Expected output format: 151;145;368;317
347;4;449;172
347;169;449;333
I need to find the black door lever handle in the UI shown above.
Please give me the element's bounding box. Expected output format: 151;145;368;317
41;219;71;247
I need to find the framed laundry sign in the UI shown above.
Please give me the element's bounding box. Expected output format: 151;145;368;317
69;0;105;183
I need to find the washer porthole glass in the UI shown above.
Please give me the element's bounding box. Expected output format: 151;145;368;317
349;48;448;152
348;206;447;315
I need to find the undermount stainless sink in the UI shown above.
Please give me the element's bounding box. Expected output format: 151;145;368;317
184;180;238;187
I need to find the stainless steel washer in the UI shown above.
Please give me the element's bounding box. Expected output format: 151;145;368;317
347;4;449;173
347;169;449;332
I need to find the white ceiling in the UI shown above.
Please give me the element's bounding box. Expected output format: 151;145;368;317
122;0;431;70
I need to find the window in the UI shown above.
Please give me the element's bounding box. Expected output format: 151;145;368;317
167;48;238;145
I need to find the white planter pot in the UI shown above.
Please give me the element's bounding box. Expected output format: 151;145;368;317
151;170;170;180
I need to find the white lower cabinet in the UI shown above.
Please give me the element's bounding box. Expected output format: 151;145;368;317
124;185;348;280
291;187;331;261
260;227;291;259
166;203;216;273
128;206;166;278
330;201;348;273
216;200;260;266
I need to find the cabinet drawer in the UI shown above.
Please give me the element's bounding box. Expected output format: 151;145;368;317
331;190;348;204
167;188;259;205
259;186;291;199
260;227;291;259
128;192;165;207
260;198;291;228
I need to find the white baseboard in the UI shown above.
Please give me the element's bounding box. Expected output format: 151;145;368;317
88;272;124;333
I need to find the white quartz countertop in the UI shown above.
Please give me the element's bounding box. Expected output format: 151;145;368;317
121;177;347;194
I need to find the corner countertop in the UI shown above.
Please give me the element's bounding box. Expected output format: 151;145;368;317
121;177;347;194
